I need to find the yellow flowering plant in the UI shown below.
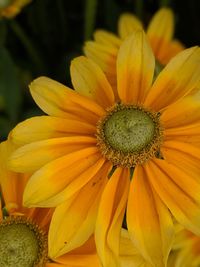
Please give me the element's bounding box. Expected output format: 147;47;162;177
7;29;200;267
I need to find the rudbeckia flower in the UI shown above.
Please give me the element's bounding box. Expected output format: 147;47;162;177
0;141;150;267
84;8;185;91
8;30;200;267
0;140;100;267
0;0;31;18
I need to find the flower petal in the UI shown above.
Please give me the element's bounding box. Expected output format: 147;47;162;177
93;30;121;47
147;155;200;236
157;40;185;65
30;77;105;124
9;116;96;145
0;141;27;209
117;30;155;104
49;163;110;258
162;141;200;194
84;41;118;97
161;89;200;128
120;229;151;267
95;168;130;267
23;148;105;207
127;165;174;267
144;47;200;111
9;136;96;173
118;13;143;40
70;56;115;108
147;8;174;62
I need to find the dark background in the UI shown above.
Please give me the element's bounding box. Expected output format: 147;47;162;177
0;0;199;140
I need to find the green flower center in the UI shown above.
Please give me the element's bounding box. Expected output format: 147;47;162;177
97;103;163;167
104;108;155;153
0;217;47;267
0;0;12;8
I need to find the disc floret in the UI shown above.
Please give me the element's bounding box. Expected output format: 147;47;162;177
96;103;163;168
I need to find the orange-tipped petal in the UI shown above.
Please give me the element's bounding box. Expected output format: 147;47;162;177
144;47;200;111
147;155;200;236
70;56;115;108
9;116;96;145
9;136;97;173
30;77;105;124
127;165;174;267
23;148;104;207
147;8;174;63
118;13;143;40
95;168;130;267
49;163;110;258
117;30;155;104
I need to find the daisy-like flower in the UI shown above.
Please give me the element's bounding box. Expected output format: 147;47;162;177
0;141;151;267
0;140;100;267
0;0;31;18
84;8;185;92
8;30;200;267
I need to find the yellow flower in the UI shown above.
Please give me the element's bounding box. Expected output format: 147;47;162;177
0;0;31;18
84;8;185;91
8;30;200;267
0;140;99;267
0;140;152;267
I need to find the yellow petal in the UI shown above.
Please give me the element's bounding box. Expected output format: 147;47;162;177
127;165;174;267
30;77;105;124
49;163;110;258
157;40;185;65
94;30;121;47
84;41;118;98
161;89;200;128
118;13;143;40
95;167;130;267
53;236;99;267
70;56;115;108
147;8;174;61
0;141;28;209
117;30;155;104
162;141;200;199
147;157;200;236
23;148;104;207
9;116;96;145
9;136;96;173
120;229;151;267
144;47;200;111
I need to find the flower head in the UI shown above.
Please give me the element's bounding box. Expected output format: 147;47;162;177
0;0;31;18
84;8;185;90
8;30;200;267
0;140;105;267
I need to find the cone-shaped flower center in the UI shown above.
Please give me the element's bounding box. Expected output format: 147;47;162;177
0;0;12;8
104;108;155;153
0;216;48;267
97;103;163;167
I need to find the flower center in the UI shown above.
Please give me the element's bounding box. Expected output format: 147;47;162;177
0;0;12;8
97;103;163;167
0;216;48;267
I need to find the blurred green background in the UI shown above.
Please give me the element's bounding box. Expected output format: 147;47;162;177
0;0;200;140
